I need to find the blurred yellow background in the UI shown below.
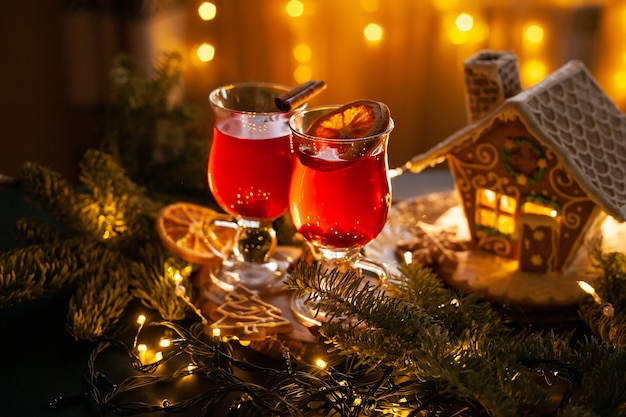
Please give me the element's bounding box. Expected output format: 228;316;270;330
1;0;625;181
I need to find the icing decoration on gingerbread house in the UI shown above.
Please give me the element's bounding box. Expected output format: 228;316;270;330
404;50;626;308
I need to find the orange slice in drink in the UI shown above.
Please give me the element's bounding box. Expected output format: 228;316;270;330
306;99;390;139
156;202;235;263
299;100;391;170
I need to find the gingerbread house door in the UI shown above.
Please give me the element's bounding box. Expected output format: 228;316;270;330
516;212;559;274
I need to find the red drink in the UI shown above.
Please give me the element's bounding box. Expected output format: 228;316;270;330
290;149;391;249
208;126;292;220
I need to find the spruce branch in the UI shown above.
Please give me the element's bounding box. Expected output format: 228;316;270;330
571;338;626;416
77;149;162;246
580;242;626;346
100;52;206;192
287;263;574;416
0;237;90;307
128;246;189;322
19;161;82;232
78;149;147;201
4;147;197;338
12;217;63;247
67;260;134;341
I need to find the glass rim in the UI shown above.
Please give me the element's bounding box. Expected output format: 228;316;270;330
209;81;302;116
289;104;395;143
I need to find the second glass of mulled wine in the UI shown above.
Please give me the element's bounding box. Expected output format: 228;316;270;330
288;103;394;326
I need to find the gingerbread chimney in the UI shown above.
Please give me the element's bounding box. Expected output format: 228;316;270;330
463;51;522;124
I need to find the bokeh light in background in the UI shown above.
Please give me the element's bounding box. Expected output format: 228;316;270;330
88;0;626;168
285;0;304;17
363;23;383;42
292;43;313;83
196;43;215;62
524;24;544;44
293;43;312;62
198;2;217;21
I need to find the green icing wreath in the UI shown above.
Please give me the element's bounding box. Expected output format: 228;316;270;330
502;136;547;185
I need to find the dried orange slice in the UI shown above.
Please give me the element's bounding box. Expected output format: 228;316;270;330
306;99;390;138
297;100;392;171
156;202;235;263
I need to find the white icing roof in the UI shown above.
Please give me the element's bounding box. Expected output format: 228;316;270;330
407;60;626;221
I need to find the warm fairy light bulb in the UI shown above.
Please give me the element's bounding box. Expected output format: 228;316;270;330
579;280;614;317
315;358;328;369
212;328;221;338
403;251;413;265
578;281;602;303
175;284;186;297
285;0;304;17
137;315;146;325
363;23;383;42
160;338;172;348
578;281;595;295
198;2;217;20
137;343;147;353
187;363;197;371
172;272;183;284
155;351;163;361
197;43;215;62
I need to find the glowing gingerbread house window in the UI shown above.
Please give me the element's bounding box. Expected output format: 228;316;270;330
520;197;560;218
476;189;517;235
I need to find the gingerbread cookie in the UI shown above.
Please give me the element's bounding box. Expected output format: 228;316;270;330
209;284;294;341
396;222;472;276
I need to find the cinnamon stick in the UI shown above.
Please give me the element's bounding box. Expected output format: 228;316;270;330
275;80;327;112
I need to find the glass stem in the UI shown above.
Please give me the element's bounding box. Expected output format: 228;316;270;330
233;218;277;263
317;247;361;274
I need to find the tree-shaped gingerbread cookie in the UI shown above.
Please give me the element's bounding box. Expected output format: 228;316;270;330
210;284;294;341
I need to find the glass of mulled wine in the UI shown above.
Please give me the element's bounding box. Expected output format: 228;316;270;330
205;82;304;292
288;104;394;326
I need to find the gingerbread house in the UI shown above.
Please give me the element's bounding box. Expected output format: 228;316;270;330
408;50;626;275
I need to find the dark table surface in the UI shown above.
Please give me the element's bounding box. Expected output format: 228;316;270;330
0;170;454;417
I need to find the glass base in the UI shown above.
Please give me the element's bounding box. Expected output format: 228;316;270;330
289;246;391;327
209;252;291;294
290;291;326;327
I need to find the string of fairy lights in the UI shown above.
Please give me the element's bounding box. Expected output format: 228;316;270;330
64;254;616;415
67;261;418;416
191;0;626;104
